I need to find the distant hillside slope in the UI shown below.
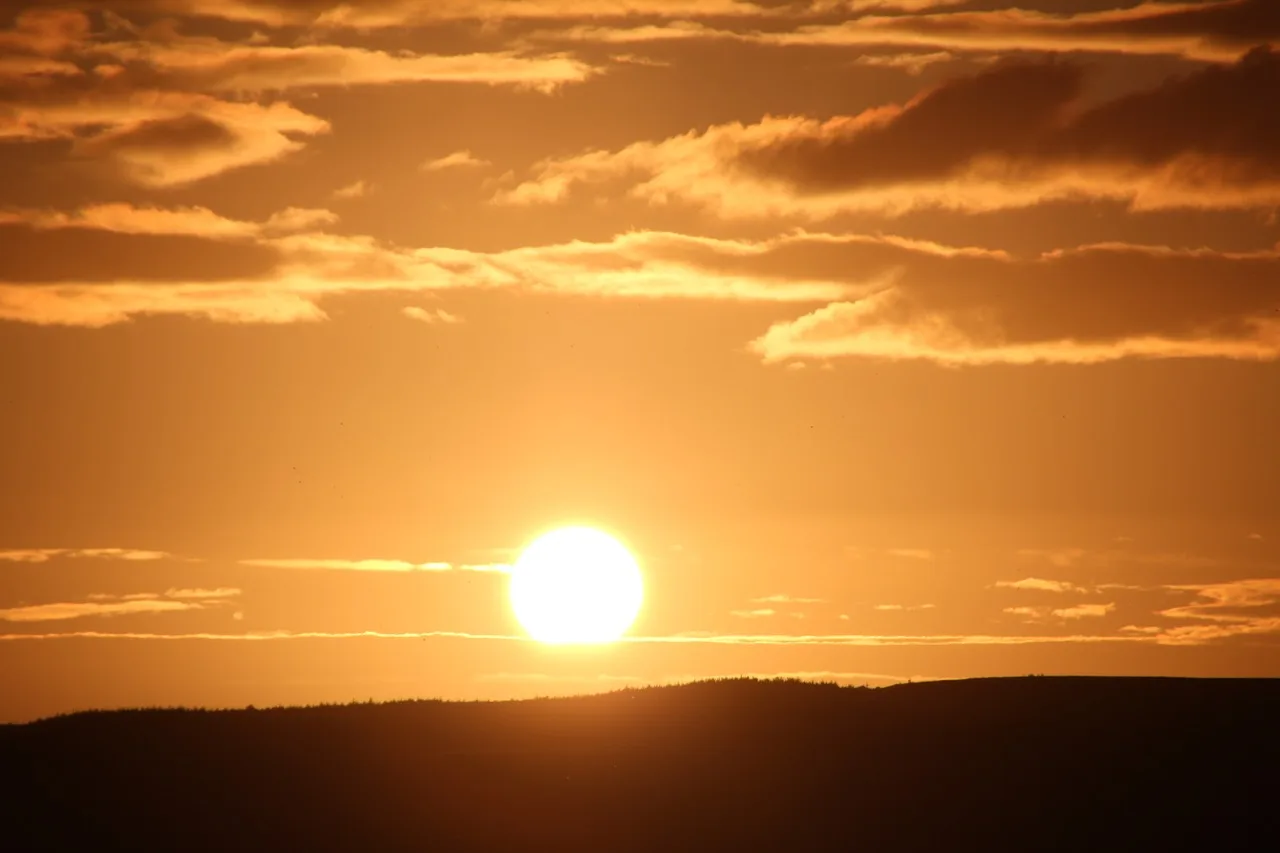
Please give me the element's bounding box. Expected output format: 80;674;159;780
2;677;1276;853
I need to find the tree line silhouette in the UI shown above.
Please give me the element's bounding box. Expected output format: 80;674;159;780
2;675;1276;852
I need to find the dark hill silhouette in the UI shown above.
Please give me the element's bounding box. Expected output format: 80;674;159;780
2;676;1277;852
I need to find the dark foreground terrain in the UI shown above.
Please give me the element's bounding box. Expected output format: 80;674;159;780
2;676;1277;852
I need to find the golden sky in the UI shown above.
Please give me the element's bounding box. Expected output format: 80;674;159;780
1;0;1278;721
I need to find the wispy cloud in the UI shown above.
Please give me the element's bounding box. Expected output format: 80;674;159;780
332;180;370;200
421;150;491;172
164;587;241;600
0;548;174;563
750;594;825;604
750;0;1279;63
402;307;463;325
0;629;520;642
97;1;960;29
626;631;1144;646
1005;602;1116;621
0;629;1154;646
537;0;1274;63
852;50;955;75
1052;603;1116;620
0;588;239;623
995;577;1088;594
1156;579;1280;644
238;558;510;573
873;603;936;611
730;608;777;618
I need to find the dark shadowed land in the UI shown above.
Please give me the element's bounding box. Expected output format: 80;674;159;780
2;676;1277;853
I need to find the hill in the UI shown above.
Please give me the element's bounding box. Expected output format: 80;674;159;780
2;676;1276;852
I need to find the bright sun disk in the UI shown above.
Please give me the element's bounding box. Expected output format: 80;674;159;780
509;526;643;644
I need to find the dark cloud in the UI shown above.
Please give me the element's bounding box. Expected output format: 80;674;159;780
0;224;280;283
746;0;1280;62
504;45;1280;216
0;7;591;186
738;237;1280;364
738;47;1280;196
736;59;1085;192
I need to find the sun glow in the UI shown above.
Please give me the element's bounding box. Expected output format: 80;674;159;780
509;526;644;644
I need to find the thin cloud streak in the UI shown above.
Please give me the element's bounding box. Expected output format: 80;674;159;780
0;627;1253;646
0;547;175;562
751;594;825;603
533;0;1276;63
98;1;960;28
421;150;491;171
0;588;240;622
238;558;510;572
995;578;1088;593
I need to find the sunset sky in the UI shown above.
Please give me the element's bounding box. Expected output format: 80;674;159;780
2;0;1278;723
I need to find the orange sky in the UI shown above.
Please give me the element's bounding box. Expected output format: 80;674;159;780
1;0;1278;722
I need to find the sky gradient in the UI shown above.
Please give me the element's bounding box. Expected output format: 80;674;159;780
1;0;1278;722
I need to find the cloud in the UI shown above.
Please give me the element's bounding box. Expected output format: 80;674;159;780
238;558;509;572
0;226;873;328
873;603;935;611
0;599;199;622
0;629;1153;646
730;608;777;618
852;51;955;75
1003;606;1051;620
1155;579;1280;643
421;150;491;172
752;0;1280;63
332;180;369;200
0;9;91;56
628;631;1143;646
0;588;239;623
98;38;595;94
94;1;940;28
62;99;331;187
402;306;463;324
164;587;241;600
1052;603;1116;619
750;594;824;604
995;577;1088;594
0;629;520;642
1005;602;1117;621
5;214;1276;372
747;243;1280;366
498;49;1280;217
0;548;174;563
0;11;594;186
0;203;335;238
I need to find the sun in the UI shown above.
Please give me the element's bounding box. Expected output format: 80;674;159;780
509;526;644;644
